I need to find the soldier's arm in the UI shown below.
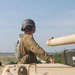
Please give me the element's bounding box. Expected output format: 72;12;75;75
25;36;52;62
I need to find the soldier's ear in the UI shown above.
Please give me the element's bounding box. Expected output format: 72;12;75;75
25;25;33;32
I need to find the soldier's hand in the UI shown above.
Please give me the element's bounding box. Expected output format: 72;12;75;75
50;58;55;63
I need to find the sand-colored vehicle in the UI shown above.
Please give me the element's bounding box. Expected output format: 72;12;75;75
0;34;75;75
1;63;75;75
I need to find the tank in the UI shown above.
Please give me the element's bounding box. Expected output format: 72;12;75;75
0;34;75;75
46;34;75;46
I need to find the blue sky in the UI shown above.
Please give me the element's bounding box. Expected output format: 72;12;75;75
0;0;75;52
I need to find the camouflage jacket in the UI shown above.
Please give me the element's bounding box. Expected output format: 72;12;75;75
19;33;51;62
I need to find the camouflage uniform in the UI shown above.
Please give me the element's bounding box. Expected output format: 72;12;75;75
18;33;51;64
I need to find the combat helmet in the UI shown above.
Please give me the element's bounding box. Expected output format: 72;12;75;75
21;19;36;31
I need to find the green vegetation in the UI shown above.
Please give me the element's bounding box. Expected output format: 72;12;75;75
53;52;63;63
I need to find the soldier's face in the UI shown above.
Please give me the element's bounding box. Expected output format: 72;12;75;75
32;27;36;33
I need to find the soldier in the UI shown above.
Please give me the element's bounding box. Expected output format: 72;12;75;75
18;19;55;64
